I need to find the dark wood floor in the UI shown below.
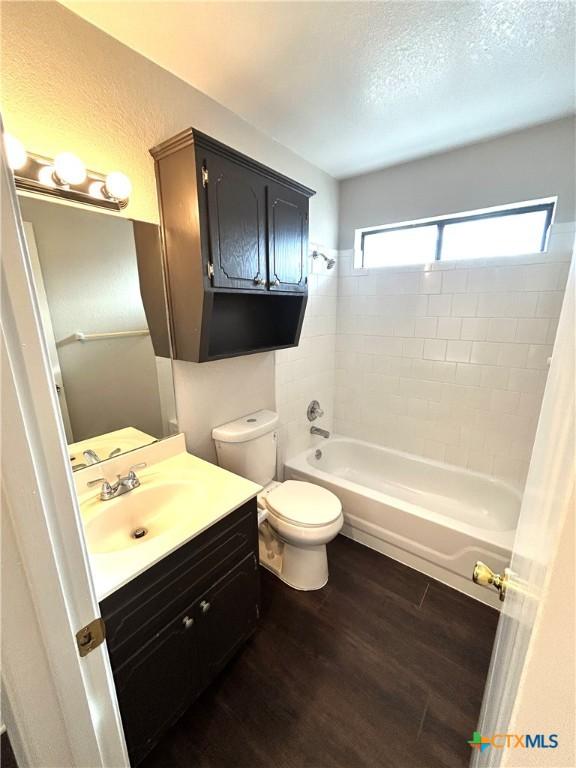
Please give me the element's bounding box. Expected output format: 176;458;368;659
141;535;498;768
1;732;18;768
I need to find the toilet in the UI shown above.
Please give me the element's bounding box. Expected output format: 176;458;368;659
212;410;343;590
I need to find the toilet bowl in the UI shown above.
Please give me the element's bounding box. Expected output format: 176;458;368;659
258;480;343;590
212;410;343;591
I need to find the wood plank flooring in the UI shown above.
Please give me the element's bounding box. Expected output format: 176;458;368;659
141;535;498;768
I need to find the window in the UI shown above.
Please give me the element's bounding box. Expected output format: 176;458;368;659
357;200;555;269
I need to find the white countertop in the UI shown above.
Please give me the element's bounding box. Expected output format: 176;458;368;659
76;439;261;601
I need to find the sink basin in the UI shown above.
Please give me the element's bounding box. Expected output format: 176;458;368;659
83;481;206;554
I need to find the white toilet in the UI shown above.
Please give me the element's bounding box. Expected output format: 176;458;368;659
212;410;343;590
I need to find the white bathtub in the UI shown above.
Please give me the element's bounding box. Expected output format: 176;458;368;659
284;436;520;607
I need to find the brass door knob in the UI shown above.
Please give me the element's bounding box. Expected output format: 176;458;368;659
473;561;510;601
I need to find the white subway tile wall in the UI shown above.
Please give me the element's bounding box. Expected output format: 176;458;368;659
275;249;338;476
334;248;572;489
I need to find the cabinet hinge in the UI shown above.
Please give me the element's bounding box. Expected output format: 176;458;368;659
76;617;106;658
202;166;209;187
256;604;260;619
252;553;258;570
207;262;215;280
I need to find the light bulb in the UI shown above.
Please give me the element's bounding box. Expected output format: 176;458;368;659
104;171;131;201
4;133;27;170
38;164;57;187
54;152;86;185
88;181;105;199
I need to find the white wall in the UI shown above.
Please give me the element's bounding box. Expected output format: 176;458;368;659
335;118;575;488
275;248;339;471
1;1;339;464
335;249;571;488
338;117;576;249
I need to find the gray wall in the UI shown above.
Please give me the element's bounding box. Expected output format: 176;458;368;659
338;117;576;249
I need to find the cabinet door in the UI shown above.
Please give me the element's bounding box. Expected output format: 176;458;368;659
114;607;200;765
197;552;260;684
267;182;309;293
204;151;268;291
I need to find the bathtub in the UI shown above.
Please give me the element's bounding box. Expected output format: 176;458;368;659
284;436;520;607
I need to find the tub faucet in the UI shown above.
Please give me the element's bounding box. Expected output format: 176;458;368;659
310;426;330;439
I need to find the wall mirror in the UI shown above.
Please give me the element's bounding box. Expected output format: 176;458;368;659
18;193;177;470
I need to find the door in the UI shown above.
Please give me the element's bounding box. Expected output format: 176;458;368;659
114;607;200;765
197;552;260;683
472;257;575;767
267;181;309;293
22;220;74;441
204;151;268;291
1;132;129;766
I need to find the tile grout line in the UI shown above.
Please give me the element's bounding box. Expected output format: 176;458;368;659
417;582;430;610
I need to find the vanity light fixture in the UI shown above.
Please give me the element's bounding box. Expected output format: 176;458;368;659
4;133;27;170
3;133;132;211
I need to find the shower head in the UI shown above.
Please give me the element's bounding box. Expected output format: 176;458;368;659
311;250;336;270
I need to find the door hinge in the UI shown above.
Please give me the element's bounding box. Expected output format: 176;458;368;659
207;262;214;280
76;617;106;657
202;166;209;187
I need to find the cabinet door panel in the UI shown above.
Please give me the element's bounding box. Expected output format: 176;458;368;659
198;552;260;683
114;607;200;765
267;182;309;293
205;152;267;290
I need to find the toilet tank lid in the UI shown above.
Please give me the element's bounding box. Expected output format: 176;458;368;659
212;410;279;443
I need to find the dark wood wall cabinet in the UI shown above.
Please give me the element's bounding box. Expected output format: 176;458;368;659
100;501;260;766
150;129;315;362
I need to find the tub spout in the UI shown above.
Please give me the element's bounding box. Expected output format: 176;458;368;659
311;426;330;439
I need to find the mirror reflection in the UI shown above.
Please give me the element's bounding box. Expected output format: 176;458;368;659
19;195;177;470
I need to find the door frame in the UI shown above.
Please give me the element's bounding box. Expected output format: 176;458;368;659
1;129;129;766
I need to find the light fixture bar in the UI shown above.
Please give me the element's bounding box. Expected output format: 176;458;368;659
8;144;131;211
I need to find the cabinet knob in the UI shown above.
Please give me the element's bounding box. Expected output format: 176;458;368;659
273;278;280;287
182;615;194;629
200;600;211;614
253;276;265;286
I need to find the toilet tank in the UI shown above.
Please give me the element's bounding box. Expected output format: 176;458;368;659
212;410;279;486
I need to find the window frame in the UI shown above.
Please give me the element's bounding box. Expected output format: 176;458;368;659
358;201;555;269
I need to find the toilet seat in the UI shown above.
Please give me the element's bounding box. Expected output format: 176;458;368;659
265;480;341;527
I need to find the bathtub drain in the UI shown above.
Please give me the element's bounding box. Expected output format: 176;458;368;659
315;449;322;460
131;527;148;540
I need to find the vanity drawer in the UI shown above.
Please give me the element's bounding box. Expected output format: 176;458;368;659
100;500;258;668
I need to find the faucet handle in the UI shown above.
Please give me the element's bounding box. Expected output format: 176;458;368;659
87;477;112;489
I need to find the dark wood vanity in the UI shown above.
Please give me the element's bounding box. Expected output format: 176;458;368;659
150;129;315;362
100;500;260;766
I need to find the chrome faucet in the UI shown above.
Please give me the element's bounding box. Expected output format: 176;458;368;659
310;426;330;439
307;400;324;422
83;447;122;465
83;449;101;465
87;462;147;501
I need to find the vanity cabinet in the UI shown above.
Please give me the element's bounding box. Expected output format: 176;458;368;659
100;501;259;766
150;129;314;362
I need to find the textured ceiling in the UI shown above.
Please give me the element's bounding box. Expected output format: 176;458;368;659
60;1;576;179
